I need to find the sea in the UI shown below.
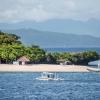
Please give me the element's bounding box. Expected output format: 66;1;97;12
43;47;100;54
0;72;100;100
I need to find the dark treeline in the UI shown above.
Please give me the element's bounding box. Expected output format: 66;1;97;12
0;31;100;65
51;51;100;65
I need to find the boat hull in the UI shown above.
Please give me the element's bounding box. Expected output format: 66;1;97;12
36;77;64;81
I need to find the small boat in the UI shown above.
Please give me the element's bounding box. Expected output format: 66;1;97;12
36;72;64;81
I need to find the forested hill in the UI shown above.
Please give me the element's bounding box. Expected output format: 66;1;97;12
0;31;46;64
3;29;100;47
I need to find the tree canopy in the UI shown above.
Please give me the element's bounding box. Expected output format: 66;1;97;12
52;51;99;65
0;31;21;45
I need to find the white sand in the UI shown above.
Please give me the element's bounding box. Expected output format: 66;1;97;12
0;64;98;72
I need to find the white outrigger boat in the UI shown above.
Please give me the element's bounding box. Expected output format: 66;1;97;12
36;72;64;81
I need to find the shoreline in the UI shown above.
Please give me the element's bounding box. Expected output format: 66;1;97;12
0;64;99;72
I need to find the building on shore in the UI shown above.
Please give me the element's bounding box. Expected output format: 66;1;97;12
13;56;30;65
57;59;72;65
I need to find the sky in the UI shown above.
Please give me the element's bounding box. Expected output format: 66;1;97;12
0;0;100;36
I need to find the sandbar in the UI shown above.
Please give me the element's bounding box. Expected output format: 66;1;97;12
0;64;98;72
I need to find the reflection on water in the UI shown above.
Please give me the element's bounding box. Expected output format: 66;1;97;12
0;72;100;100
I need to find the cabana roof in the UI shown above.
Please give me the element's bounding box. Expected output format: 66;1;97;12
17;56;30;62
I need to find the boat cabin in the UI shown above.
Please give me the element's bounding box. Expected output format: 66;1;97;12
36;72;64;80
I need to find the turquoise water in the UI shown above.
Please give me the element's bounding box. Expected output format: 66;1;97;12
44;47;100;54
0;72;100;100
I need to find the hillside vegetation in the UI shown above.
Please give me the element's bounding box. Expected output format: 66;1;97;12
0;31;99;65
0;31;45;64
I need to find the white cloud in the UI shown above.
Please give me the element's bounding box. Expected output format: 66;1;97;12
0;0;100;22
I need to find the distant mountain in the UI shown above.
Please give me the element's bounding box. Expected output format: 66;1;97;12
3;29;100;48
0;19;100;37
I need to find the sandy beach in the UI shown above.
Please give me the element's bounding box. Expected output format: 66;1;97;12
0;64;98;72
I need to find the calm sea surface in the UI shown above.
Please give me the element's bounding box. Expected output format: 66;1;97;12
44;47;100;54
0;72;100;100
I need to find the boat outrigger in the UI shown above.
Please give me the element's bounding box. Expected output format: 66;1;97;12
36;72;64;80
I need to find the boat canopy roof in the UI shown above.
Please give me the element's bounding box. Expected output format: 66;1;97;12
88;60;100;66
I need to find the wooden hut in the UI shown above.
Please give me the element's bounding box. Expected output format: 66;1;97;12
13;56;30;65
17;56;30;65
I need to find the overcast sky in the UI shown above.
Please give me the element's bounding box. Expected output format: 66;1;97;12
0;0;100;22
0;0;100;37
